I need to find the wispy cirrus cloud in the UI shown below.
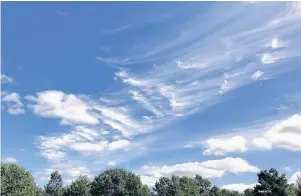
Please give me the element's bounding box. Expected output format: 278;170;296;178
31;2;301;151
101;25;132;35
28;2;301;183
56;10;69;16
93;2;301;140
37;125;130;161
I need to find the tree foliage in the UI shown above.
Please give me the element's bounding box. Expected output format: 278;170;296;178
45;171;64;196
253;168;288;196
2;162;300;196
63;175;91;196
297;175;301;196
195;175;211;195
90;168;150;196
1;163;38;196
153;175;241;196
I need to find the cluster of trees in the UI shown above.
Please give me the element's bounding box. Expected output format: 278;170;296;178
1;162;301;196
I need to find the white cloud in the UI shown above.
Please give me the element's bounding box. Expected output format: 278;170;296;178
140;175;158;187
107;161;116;167
219;80;236;94
3;157;17;163
108;139;130;151
101;25;132;34
284;167;292;172
270;38;279;49
1;92;25;115
1;74;13;84
56;10;69;16
41;149;66;161
96;57;129;65
38;126;130;161
94;105;150;137
289;171;301;184
33;2;301;172
252;137;272;150
26;90;99;125
251;70;264;80
265;114;301;151
139;157;259;186
39;163;92;184
221;183;257;192
70;141;108;152
261;53;279;64
203;136;247;156
176;60;196;69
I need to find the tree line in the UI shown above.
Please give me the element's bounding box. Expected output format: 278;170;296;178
1;162;301;196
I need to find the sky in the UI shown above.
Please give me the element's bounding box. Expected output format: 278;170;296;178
1;1;301;192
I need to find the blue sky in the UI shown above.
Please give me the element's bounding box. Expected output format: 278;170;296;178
1;1;301;191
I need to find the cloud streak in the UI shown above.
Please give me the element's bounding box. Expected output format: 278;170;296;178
138;157;259;186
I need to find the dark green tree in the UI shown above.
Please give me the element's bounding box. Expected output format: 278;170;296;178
90;168;149;196
153;176;176;196
297;174;301;196
209;186;220;196
45;171;64;196
63;175;91;196
244;188;254;196
219;189;242;196
286;183;297;196
153;175;200;196
195;175;211;195
179;176;199;196
1;163;38;196
253;168;288;196
35;186;47;196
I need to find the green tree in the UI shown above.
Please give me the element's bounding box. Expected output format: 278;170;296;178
253;168;288;196
153;175;200;196
297;174;301;196
244;188;254;196
195;175;211;195
209;186;220;196
179;176;199;196
286;183;297;196
36;186;47;196
45;171;64;196
90;168;149;196
1;163;37;196
63;175;91;196
153;176;176;196
219;189;242;196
